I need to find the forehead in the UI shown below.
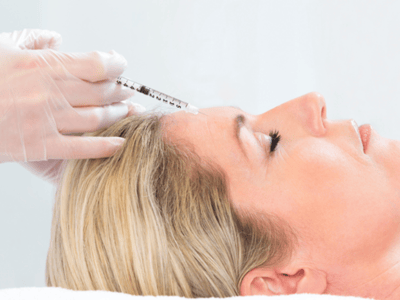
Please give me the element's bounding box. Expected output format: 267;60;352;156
161;106;241;159
163;106;238;133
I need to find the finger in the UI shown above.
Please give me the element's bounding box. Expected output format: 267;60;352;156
47;136;126;160
43;49;128;82
56;100;143;134
51;75;136;106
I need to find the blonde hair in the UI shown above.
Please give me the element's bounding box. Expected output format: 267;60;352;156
46;111;299;297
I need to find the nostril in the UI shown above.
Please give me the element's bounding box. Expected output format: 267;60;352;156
309;92;327;135
315;93;327;119
321;105;326;119
314;92;327;121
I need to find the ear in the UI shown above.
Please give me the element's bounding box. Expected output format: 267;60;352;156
240;266;327;296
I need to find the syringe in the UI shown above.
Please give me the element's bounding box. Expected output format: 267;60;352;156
116;76;199;115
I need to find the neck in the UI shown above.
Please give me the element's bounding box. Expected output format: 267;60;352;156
326;241;400;300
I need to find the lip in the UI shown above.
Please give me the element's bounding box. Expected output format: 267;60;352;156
351;120;363;151
358;124;372;153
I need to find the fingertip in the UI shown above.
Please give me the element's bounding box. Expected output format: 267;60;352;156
109;137;126;156
110;137;126;146
89;137;126;158
106;50;128;80
120;100;146;117
129;103;146;115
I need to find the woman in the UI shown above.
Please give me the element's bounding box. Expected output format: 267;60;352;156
46;92;400;300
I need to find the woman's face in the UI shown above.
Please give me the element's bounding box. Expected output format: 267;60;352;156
163;92;400;285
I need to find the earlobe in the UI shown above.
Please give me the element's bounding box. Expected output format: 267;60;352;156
240;267;327;296
296;268;327;294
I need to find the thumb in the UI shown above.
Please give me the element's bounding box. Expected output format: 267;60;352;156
49;136;126;160
47;49;128;82
0;28;63;50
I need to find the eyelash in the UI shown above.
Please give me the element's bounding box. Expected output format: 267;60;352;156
268;130;281;154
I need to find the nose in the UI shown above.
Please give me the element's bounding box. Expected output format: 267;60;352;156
297;92;327;136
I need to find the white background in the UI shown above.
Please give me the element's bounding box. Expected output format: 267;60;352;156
1;0;400;288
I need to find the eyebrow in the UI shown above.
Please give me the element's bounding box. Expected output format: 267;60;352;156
229;106;249;161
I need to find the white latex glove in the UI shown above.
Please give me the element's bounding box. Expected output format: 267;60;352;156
0;29;146;185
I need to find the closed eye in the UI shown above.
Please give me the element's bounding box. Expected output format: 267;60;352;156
232;108;281;158
269;130;281;153
258;130;281;155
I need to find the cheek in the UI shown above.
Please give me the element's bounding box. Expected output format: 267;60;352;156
271;147;349;239
264;142;349;229
271;142;400;263
272;140;350;191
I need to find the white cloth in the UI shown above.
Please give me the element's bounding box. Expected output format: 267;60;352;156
0;287;375;300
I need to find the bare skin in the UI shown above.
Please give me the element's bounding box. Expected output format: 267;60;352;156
163;92;400;299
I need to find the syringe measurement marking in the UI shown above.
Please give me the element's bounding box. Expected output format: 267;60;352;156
117;76;187;109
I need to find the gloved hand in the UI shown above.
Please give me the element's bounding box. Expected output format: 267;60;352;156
0;29;146;185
